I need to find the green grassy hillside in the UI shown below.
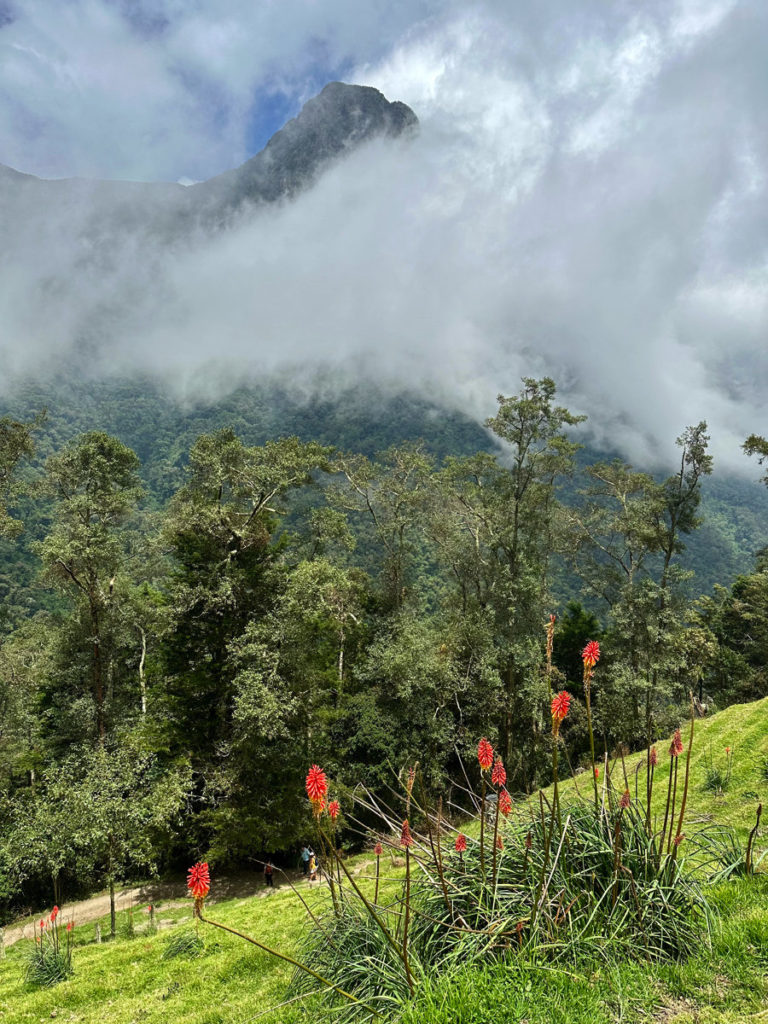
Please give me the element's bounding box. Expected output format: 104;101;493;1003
559;696;768;847
2;698;767;1024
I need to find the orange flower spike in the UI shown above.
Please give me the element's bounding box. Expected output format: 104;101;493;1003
551;690;571;735
670;729;683;758
498;788;512;817
306;764;328;808
328;800;340;821
582;640;600;668
546;614;556;660
455;833;467;853
400;820;414;848
187;862;211;900
650;747;658;767
620;789;630;810
373;842;383;856
477;738;494;771
551;690;571;723
491;757;506;788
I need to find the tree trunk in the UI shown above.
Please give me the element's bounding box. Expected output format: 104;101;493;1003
91;601;105;743
109;876;116;938
139;627;147;716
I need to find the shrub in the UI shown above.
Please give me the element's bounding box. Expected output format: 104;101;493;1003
701;744;733;795
161;928;204;961
24;908;73;987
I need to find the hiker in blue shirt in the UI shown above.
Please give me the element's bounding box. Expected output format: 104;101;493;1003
300;845;311;875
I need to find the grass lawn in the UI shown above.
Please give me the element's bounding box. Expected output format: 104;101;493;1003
1;698;766;1024
553;695;768;849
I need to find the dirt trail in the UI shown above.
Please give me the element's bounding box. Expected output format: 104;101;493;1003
2;870;272;949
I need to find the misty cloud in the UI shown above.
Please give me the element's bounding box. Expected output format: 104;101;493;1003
1;0;767;471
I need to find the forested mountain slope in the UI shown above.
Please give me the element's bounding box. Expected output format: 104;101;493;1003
0;376;766;620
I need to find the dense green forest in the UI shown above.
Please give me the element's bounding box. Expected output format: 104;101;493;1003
1;375;767;926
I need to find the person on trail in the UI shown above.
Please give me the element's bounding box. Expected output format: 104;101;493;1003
300;845;311;875
308;851;317;883
264;860;275;889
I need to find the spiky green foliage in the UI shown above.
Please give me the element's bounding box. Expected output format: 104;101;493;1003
161;928;204;961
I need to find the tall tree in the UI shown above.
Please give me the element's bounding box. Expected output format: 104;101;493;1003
431;379;585;776
36;432;144;746
159;430;331;857
0;411;43;539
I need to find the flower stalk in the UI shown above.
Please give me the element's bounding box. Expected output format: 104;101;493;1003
582;641;600;812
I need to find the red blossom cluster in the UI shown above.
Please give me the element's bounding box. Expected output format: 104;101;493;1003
374;842;383;857
620;789;630;810
582;640;600;668
454;833;467;853
491;757;506;788
306;764;329;815
498;788;512;817
650;747;658;767
187;861;211;900
400;820;414;848
670;729;684;758
551;690;571;723
477;738;494;771
328;800;340;821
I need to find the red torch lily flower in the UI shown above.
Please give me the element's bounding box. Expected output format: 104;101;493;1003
328;800;340;821
66;921;73;932
477;738;494;771
650;747;658;767
499;788;512;817
374;842;383;856
187;861;211;900
725;746;731;755
582;640;600;668
455;833;467;853
670;729;683;758
594;766;600;780
674;833;685;847
306;764;329;814
620;789;630;810
551;690;571;736
400;820;414;848
491;757;506;788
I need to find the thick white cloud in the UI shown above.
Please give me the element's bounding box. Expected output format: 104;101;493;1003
1;0;767;471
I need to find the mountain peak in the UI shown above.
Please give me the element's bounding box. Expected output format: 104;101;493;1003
195;82;418;209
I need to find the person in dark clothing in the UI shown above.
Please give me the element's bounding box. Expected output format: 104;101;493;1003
264;860;275;888
300;845;311;875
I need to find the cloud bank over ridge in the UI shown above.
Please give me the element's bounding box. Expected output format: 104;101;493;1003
1;0;767;470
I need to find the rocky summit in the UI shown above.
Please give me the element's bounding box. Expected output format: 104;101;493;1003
0;83;418;235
